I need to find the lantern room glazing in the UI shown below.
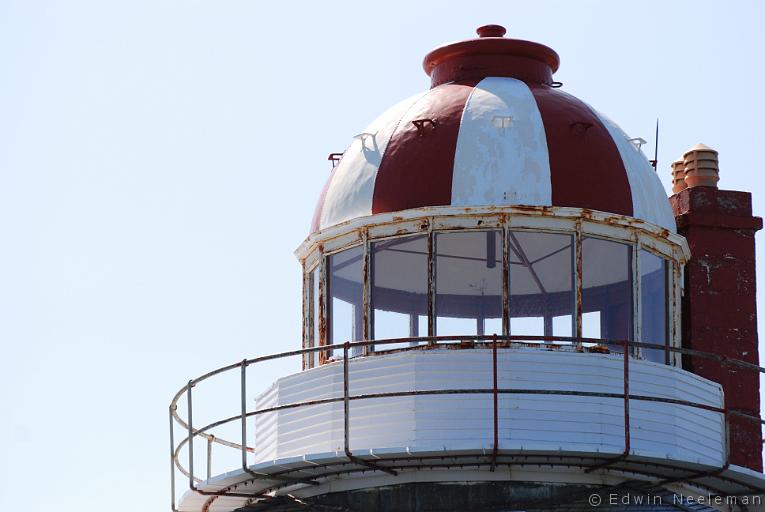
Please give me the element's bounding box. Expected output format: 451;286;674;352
298;206;686;369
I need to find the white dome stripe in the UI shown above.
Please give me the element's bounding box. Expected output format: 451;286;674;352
319;91;427;230
593;111;676;231
451;77;551;207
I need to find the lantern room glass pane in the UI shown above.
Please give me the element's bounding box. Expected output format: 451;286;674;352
328;245;364;357
582;237;633;349
641;250;669;364
371;235;429;349
435;231;502;337
508;231;574;342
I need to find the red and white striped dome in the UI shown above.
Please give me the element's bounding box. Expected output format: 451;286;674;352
311;25;674;233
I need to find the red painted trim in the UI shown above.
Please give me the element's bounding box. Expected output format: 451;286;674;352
424;38;558;88
371;82;476;215
676;212;763;231
530;85;634;217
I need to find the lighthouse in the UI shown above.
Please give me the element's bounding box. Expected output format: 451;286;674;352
169;26;765;511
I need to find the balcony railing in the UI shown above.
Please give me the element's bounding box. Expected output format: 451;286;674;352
168;336;765;512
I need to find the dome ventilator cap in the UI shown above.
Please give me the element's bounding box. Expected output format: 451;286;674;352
671;157;686;193
683;143;720;189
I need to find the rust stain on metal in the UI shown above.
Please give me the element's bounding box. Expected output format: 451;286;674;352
318;257;328;365
300;207;685;365
361;230;370;354
302;269;309;370
575;219;583;342
671;261;681;366
296;205;688;264
427;230;435;340
502;228;510;336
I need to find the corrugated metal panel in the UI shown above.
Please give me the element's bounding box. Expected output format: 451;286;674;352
254;349;723;466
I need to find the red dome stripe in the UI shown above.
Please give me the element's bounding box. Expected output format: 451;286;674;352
529;86;633;217
372;81;477;214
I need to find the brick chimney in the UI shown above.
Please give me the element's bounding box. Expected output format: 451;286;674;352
670;144;763;470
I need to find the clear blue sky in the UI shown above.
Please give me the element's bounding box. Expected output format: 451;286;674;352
2;1;764;510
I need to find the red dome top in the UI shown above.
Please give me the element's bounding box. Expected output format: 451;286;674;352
423;25;560;88
312;26;674;233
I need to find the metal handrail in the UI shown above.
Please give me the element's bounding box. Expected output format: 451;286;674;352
169;335;765;512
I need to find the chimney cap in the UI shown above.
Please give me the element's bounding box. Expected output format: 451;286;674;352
683;143;720;189
684;142;718;157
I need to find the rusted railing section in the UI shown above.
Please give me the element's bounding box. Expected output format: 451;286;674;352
168;335;765;512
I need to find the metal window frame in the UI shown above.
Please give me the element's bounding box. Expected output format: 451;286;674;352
432;228;504;338
298;207;687;368
308;264;321;369
578;232;637;354
361;231;370;355
637;244;673;364
323;242;365;361
319;254;328;365
367;232;431;346
301;266;311;370
302;261;322;370
505;226;577;339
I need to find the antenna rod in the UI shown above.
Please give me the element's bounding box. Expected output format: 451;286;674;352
651;118;659;171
